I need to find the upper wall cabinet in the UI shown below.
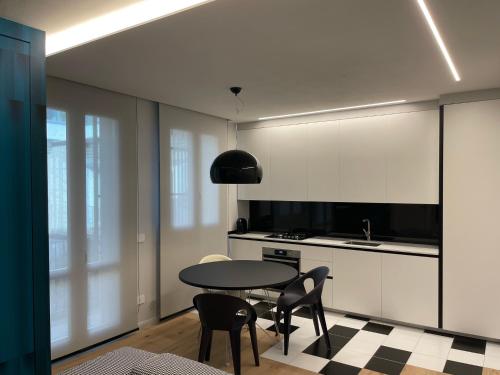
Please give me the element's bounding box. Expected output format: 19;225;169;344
338;116;388;202
385;111;439;204
237;127;272;200
269;125;308;201
237;108;439;204
307;121;341;202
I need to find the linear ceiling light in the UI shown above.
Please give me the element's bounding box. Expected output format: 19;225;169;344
258;100;407;121
416;0;461;82
46;0;213;56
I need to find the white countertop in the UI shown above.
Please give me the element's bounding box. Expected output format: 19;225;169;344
228;232;439;256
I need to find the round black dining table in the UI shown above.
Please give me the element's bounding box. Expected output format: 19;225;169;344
179;260;298;291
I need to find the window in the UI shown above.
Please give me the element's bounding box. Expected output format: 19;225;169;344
170;129;194;229
47;108;70;344
85;114;120;332
47;78;138;359
201;134;219;226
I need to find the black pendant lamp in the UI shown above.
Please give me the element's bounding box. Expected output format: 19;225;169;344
210;87;263;184
210;149;262;184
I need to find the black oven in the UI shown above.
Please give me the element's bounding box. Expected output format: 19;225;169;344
262;247;301;291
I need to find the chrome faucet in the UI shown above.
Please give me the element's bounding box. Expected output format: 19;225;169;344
362;219;371;241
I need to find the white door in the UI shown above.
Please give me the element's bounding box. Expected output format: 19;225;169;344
269;125;308;201
332;249;382;316
338;116;387;202
381;254;438;327
237;127;271;200
307;121;341;202
385;110;439;204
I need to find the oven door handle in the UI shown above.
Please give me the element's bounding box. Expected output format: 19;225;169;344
262;257;299;264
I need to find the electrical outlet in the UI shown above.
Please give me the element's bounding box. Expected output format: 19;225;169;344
137;294;146;305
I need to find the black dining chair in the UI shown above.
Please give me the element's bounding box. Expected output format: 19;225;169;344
276;266;331;355
193;293;259;375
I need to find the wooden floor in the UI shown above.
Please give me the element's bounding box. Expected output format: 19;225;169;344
52;311;499;375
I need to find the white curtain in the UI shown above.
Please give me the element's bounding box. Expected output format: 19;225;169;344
47;77;138;359
159;104;230;317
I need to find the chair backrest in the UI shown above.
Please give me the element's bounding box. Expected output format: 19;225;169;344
284;266;329;306
193;293;256;331
199;254;232;264
302;266;329;288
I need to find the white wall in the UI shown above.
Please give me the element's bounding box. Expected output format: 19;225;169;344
137;99;160;327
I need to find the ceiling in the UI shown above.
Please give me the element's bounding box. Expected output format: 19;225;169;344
0;0;142;34
3;0;500;122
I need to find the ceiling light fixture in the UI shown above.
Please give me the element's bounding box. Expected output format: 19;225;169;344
46;0;213;56
210;87;263;184
258;100;407;121
416;0;461;82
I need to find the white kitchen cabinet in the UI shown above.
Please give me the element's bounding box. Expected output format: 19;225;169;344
443;99;500;339
381;254;438;327
237;127;272;200
237;109;439;204
307;121;341;202
385;110;439;204
332;249;382;316
229;238;262;260
338;116;387;202
301;258;333;308
269;125;308;201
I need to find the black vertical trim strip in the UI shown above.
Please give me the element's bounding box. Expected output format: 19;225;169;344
438;105;444;329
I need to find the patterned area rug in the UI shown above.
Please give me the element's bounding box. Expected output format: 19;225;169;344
248;300;500;375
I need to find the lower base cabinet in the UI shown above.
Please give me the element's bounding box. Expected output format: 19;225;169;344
301;258;333;308
332;250;382;316
229;238;438;327
381;254;438;327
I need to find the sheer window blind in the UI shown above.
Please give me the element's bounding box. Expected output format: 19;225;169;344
47;77;138;359
159;104;229;317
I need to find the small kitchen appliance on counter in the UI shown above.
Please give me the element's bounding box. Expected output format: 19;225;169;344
236;218;248;234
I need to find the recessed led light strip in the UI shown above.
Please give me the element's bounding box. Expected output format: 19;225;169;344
46;0;213;56
258;100;407;121
416;0;461;82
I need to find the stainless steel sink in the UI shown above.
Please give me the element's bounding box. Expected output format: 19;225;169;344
344;240;381;247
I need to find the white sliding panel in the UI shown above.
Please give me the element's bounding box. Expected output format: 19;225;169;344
160;104;229;317
47;77;138;359
443;99;500;339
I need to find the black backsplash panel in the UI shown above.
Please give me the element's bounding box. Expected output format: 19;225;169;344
249;201;439;245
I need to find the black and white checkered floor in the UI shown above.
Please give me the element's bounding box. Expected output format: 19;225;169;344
246;299;500;375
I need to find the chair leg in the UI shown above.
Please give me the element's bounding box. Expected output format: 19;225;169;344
248;321;260;366
198;327;210;363
309;305;320;336
205;329;213;361
316;301;331;349
283;310;292;355
229;330;242;375
275;308;281;337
